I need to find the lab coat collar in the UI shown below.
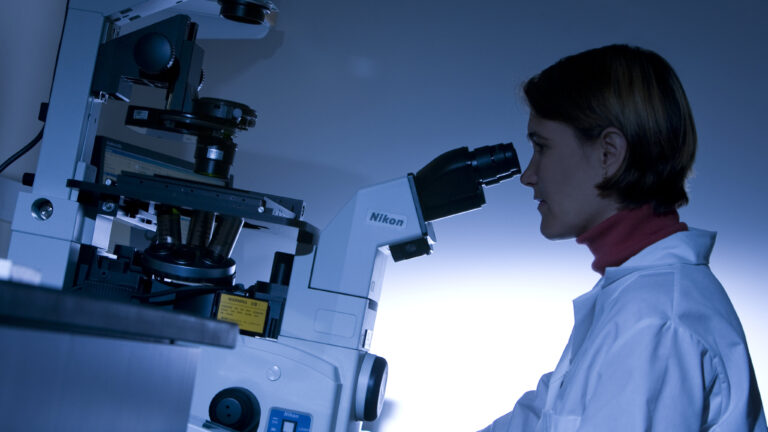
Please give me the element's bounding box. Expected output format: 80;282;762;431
568;228;716;360
601;227;716;286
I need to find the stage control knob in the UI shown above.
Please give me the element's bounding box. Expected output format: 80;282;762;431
133;32;175;75
209;387;260;432
354;353;388;422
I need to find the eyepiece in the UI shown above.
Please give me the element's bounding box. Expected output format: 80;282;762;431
470;143;521;186
414;143;521;221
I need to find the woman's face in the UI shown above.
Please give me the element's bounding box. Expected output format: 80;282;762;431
520;113;619;239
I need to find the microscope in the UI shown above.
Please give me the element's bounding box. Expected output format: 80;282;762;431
2;1;521;431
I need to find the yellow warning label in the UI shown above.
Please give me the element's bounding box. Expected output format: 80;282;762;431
217;294;269;335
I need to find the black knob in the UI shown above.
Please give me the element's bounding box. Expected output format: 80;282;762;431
133;33;175;75
218;0;270;25
209;387;260;432
355;354;389;422
22;172;35;187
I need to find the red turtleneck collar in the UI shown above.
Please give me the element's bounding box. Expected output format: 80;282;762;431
576;204;688;275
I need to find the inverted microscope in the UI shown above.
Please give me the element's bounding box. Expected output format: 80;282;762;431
1;1;520;431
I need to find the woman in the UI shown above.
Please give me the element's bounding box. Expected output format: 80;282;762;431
479;45;766;431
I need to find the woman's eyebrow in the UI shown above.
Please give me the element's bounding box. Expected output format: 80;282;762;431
527;131;548;142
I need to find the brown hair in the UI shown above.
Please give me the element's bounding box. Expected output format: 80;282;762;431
523;44;697;213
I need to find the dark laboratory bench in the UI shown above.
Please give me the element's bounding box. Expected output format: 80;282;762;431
0;279;239;432
0;279;237;347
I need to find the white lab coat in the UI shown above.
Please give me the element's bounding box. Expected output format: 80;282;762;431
479;228;767;431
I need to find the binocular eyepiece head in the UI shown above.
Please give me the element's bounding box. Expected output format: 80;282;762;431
414;143;521;222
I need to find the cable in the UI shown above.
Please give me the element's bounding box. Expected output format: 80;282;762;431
0;128;44;174
0;0;69;175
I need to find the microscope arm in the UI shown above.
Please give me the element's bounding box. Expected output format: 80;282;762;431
309;174;430;302
309;143;521;302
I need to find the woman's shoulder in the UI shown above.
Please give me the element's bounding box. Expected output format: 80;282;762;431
600;263;747;355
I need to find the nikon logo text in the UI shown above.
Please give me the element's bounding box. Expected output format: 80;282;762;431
367;211;406;229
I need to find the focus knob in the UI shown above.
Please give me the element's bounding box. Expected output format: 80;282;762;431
134;32;175;75
209;387;261;432
355;353;388;422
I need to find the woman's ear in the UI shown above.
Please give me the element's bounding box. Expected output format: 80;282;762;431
599;127;627;178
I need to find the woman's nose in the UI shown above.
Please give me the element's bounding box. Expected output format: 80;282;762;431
520;162;536;187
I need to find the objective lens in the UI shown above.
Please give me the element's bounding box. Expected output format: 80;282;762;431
156;205;182;245
208;215;244;260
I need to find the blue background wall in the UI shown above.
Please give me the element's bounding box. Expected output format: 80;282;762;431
1;1;766;430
